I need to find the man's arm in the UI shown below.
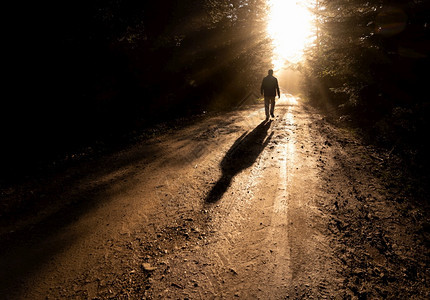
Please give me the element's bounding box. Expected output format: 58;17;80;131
260;79;265;96
276;79;280;98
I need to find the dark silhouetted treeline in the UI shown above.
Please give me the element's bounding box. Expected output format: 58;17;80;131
3;0;270;183
304;0;430;171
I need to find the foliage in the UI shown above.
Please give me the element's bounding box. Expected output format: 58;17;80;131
3;0;271;181
303;0;430;170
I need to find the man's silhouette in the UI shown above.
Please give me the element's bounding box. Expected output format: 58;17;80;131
260;69;280;120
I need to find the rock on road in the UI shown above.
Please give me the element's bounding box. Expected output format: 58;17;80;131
1;95;429;299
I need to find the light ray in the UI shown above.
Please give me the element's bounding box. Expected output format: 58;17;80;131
267;0;315;70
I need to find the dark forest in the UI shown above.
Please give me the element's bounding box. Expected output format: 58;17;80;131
304;0;430;174
3;0;270;183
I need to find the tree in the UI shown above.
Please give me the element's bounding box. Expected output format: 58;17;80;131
304;0;430;168
2;0;272;180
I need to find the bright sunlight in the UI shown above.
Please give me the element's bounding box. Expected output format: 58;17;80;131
267;0;315;70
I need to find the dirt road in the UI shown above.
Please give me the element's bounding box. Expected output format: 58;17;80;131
1;96;429;299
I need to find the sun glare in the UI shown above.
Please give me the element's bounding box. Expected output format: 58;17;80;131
267;0;315;70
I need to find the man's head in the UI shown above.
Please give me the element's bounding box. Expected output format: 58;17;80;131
268;69;274;76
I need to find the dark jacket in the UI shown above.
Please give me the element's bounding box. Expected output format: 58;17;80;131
261;75;280;97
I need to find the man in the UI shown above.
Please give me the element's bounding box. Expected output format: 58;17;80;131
260;69;280;120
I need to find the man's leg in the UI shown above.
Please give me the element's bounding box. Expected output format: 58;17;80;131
270;97;275;117
264;97;270;119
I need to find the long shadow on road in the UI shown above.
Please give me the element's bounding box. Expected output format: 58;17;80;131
206;120;273;203
0;111;268;297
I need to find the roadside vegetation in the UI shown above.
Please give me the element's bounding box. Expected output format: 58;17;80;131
302;0;429;178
